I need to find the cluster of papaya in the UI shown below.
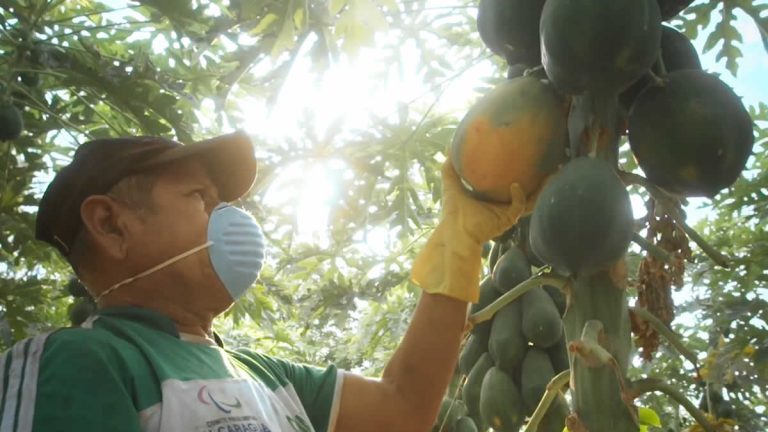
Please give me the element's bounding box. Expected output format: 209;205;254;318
453;0;754;203
434;223;569;432
442;0;756;430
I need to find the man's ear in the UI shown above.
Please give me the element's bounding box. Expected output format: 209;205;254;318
80;195;130;260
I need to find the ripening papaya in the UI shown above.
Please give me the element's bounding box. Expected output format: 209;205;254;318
491;245;531;294
477;0;546;66
629;70;754;197
459;333;488;376
620;25;701;112
463;353;493;429
0;101;23;141
450;76;568;203
521;348;556;413
489;301;528;373
454;416;479;432
480;367;526;432
522;287;563;348
540;0;662;95
529;157;634;276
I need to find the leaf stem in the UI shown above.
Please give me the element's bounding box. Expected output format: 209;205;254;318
469;273;568;326
618;171;729;268
523;370;571;432
631;232;674;264
629;378;715;432
631;307;699;369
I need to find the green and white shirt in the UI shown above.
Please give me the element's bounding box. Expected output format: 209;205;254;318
0;307;343;432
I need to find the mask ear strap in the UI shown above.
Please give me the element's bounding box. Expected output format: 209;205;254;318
95;241;214;303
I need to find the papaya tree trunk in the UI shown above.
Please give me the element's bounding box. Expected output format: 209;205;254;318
562;265;636;431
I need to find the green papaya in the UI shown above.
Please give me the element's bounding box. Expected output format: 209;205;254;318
529;157;634;276
489;301;528;373
543;284;566;316
546;333;570;375
537;393;570;432
463;352;493;428
435;398;468;432
491;245;531;294
540;0;661;94
454;416;479;432
459;333;488;376
521;348;556;413
0;101;23;141
620;25;702;112
477;0;546;66
471;277;501;341
629;70;754;197
522;287;563;348
480;367;526;431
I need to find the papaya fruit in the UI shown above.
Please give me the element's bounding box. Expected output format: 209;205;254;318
480;367;526;431
454;416;479;432
546;333;570;375
620;25;701;112
0;101;23;141
477;0;546;66
537;393;570;432
471;277;500;341
489;301;528;373
450;76;568;203
629;70;754;197
435;398;468;432
521;287;563;348
543;284;566;316
491;245;531;294
463;353;493;428
515;216;546;268
521;348;556;413
529;157;634;276
540;0;661;95
459;333;488;376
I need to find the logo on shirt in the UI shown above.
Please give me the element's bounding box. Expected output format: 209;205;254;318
197;384;243;414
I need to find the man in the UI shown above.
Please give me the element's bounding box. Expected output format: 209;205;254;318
0;131;528;431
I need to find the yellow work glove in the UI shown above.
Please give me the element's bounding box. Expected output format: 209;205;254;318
411;158;535;303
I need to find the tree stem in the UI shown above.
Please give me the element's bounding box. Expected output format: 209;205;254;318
523;370;571;432
468;273;568;326
630;378;715;432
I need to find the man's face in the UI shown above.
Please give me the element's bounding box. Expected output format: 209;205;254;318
119;158;233;310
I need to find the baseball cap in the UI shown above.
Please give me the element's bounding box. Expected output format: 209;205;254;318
35;130;257;259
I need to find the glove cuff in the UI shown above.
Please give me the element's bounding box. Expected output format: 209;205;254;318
411;223;483;303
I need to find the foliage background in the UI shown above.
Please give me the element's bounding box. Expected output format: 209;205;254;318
0;0;766;430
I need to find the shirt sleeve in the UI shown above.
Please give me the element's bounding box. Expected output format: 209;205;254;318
0;330;141;432
232;348;343;432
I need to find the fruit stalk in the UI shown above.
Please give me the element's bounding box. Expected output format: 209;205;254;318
468;273;567;326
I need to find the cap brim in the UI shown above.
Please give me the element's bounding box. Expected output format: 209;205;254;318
141;131;257;202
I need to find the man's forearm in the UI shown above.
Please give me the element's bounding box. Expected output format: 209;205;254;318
381;291;469;429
